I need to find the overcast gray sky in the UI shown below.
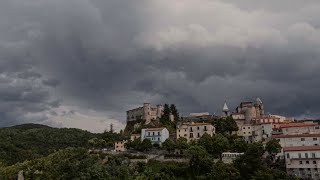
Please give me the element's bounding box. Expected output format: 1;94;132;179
1;0;320;132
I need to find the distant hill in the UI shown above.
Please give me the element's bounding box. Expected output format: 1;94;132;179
0;123;124;165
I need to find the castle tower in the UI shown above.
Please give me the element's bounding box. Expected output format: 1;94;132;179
156;104;163;119
255;97;264;116
143;103;151;124
222;102;229;117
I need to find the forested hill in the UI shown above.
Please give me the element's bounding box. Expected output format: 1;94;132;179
0;123;124;165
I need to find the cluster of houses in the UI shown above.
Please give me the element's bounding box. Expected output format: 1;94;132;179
114;98;320;179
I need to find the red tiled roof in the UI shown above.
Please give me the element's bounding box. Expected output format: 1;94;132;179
272;134;320;138
145;127;165;131
279;123;317;128
189;123;212;126
284;146;320;151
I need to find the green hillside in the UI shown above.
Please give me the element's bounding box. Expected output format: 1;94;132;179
0;124;123;165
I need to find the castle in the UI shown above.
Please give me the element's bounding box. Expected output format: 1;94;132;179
126;103;163;124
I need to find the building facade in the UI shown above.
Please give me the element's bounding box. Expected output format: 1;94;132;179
176;122;215;142
284;146;320;179
141;128;169;146
114;140;127;152
126;103;163;124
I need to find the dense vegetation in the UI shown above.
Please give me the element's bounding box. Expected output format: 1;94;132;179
0;120;294;179
0;124;124;165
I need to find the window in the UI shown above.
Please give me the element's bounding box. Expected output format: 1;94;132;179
306;153;309;158
190;133;193;138
248;127;251;129
197;127;199;130
312;153;316;158
204;126;207;131
244;132;246;134
299;153;302;158
158;132;160;135
308;168;311;171
197;133;200;137
314;138;318;141
243;127;245;129
316;126;320;129
301;138;305;141
148;132;150;136
190;127;193;132
306;161;309;164
158;138;160;141
179;130;180;132
287;153;290;159
179;135;180;137
185;129;186;132
153;132;155;136
299;161;303;164
314;161;317;164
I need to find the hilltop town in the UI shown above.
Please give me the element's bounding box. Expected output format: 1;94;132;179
116;98;320;179
1;98;320;179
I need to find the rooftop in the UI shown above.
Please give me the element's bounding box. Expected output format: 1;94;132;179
272;134;320;138
144;127;165;131
284;146;320;152
278;122;317;128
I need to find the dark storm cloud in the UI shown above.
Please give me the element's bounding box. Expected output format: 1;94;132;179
1;0;320;128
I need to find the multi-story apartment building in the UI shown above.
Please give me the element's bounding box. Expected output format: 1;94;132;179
141;128;169;146
284;146;320;179
126;103;163;124
237;123;273;143
176;122;215;142
272;134;320;157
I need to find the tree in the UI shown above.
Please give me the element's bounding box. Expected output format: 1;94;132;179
140;139;152;152
109;123;114;133
208;161;240;180
170;104;179;122
265;139;282;155
161;104;171;125
234;142;266;180
162;139;176;153
176;137;189;151
212;133;230;159
232;138;248;153
224;116;238;134
198;133;214;154
186;145;213;178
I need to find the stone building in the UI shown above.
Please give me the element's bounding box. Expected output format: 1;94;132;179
176;122;215;142
234;97;264;124
126;103;163;124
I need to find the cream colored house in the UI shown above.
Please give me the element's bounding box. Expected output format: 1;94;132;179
114;140;127;152
176;122;215;142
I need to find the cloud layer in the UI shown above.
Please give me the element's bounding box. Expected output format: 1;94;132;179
1;0;320;131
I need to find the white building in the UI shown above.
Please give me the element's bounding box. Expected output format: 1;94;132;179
141;127;169;146
272;134;320;157
221;152;244;164
176;122;215;142
284;146;320;179
114;140;127;152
